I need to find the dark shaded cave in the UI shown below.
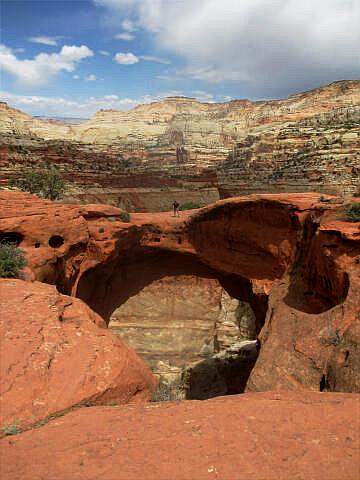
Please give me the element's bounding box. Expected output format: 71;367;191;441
75;249;268;400
76;249;268;333
0;232;24;246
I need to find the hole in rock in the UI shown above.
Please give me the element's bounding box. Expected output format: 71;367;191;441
320;374;330;392
76;250;268;400
285;222;350;314
48;235;64;248
34;242;41;248
0;232;24;246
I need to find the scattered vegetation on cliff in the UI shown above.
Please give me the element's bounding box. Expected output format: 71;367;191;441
180;201;201;211
345;203;360;222
2;424;21;436
8;165;65;200
119;211;131;222
0;243;27;278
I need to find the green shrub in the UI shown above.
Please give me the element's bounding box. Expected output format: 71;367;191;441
8;165;65;200
345;203;360;222
179;201;201;211
0;243;27;278
2;424;20;436
120;211;131;223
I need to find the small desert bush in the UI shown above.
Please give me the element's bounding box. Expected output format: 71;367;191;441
8;165;65;200
2;424;20;436
151;379;186;402
179;201;201;211
345;203;360;222
120;211;131;222
0;243;27;278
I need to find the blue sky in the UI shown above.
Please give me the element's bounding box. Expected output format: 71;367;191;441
0;0;359;117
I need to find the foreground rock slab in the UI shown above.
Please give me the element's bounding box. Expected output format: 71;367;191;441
1;391;359;480
0;279;156;429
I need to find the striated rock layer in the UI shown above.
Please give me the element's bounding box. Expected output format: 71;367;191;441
0;279;156;430
1;80;359;210
0;190;359;397
1;391;359;480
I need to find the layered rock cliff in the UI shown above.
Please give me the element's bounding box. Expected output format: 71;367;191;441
1;191;359;399
1;80;359;210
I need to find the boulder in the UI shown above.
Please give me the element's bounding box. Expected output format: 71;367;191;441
0;279;156;429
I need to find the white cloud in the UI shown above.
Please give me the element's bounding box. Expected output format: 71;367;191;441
0;44;94;87
114;52;138;64
191;90;214;102
95;0;360;95
114;32;134;41
114;18;137;40
99;50;110;56
85;74;97;81
27;36;58;46
0;90;157;117
139;55;170;65
121;19;136;32
73;74;80;79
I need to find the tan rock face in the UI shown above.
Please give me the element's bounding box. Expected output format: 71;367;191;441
1;392;359;480
108;271;257;395
1;80;359;210
0;279;156;430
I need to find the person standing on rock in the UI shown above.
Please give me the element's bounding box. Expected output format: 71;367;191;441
172;200;180;217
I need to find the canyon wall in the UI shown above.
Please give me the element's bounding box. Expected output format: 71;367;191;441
1;191;359;399
1;80;359;210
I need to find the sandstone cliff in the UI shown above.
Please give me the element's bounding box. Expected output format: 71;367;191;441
0;191;359;479
1;191;359;398
1;80;359;209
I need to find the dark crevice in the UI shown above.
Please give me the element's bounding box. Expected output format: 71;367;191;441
0;232;24;246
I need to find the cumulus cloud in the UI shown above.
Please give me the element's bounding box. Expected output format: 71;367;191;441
114;52;138;64
0;90;156;117
27;36;58;46
0;44;94;87
95;0;360;95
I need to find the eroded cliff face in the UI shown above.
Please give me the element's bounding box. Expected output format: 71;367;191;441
1;191;359;400
1;80;359;210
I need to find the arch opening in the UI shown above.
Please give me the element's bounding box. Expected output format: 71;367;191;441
76;249;268;400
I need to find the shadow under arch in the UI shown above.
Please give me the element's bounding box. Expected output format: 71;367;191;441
75;248;268;334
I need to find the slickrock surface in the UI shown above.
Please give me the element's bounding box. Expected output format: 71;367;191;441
0;279;156;429
0;191;359;396
1;391;359;480
1;80;359;210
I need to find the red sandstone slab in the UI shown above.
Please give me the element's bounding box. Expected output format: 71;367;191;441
0;391;359;480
